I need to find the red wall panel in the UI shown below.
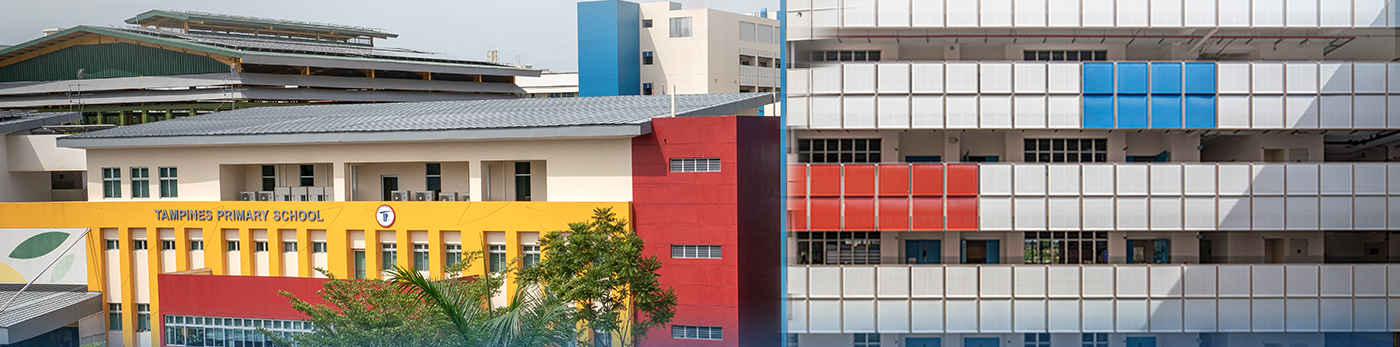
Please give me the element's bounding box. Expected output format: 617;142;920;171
843;196;876;230
946;164;979;196
809;197;842;231
788;197;807;231
878;164;910;196
878;197;910;231
911;164;944;196
157;274;329;320
843;164;876;196
809;165;842;196
788;165;807;197
946;196;979;230
911;197;944;230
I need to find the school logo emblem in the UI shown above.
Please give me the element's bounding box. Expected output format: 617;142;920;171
376;205;396;228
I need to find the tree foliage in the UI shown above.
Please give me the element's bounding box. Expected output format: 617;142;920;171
268;269;459;347
518;207;678;347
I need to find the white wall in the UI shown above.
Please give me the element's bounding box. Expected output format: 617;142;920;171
0;136;52;202
7;134;85;171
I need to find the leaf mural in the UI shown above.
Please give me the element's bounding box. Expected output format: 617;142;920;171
8;231;69;260
50;254;75;282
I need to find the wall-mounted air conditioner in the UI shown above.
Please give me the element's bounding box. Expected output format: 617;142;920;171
390;191;410;201
240;192;257;201
412;191;434;201
257;192;274;201
437;192;458;201
292;194;308;202
274;187;291;201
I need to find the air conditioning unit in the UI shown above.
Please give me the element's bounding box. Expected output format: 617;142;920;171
412;191;434;201
322;192;334;201
390;191;410;201
257;192;274;201
437;192;458;201
292;194;308;202
240;192;257;201
274;187;291;201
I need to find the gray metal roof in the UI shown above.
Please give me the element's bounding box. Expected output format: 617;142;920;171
59;93;775;148
0;283;103;344
0;111;80;135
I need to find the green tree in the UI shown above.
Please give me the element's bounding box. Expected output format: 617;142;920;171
388;264;576;347
267;268;460;347
518;207;678;347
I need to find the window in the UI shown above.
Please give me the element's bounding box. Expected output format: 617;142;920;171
669;17;692;38
382;243;398;270
190;240;203;251
446;244;463;268
642;83;655;95
797;138;882;163
795;232;881;265
413;244;429;271
642;51;654;65
1025;232;1109;264
312;242;327;253
642;19;653;28
809;50;881;62
740;21;757;42
162;314;314;347
105;239;120;250
255;241;268;252
854;333;880;347
261;165;276;191
1128;239;1171;264
159;167;178;198
227;241;240;252
1026;333;1051;347
284;242;297;253
131;167;150;198
670;158;721;172
161;240;176;251
671;325;722;340
426;163;441;192
488;244;507;272
102;168;122;198
299;165;315;186
133;240;148;251
1024;138;1108;163
1083;333;1109;347
671;245;721;259
1024;49;1107;61
514;162;531;201
136;304;151;332
523;245;541;268
354;250;366;279
108;303;122;331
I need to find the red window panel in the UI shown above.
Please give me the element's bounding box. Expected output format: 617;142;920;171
878;197;910;231
788;197;807;231
809;165;842;197
911;164;944;196
843;164;876;196
844;196;876;230
809;197;842;231
946;196;979;230
878;164;911;196
788;165;807;197
946;164;979;197
911;197;944;231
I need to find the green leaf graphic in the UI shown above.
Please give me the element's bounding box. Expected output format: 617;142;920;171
50;254;74;282
8;232;69;259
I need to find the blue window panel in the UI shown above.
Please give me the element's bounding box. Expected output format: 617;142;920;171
1117;95;1148;128
1116;63;1149;94
1151;63;1182;94
1184;63;1217;94
1083;95;1116;129
1184;95;1217;129
1083;63;1116;94
1151;95;1183;129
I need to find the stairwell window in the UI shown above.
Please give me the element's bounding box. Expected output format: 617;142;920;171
670;158;721;172
642;19;653;28
102;168;121;198
643;51;654;65
669;17;692;38
159;167;178;198
131;167;150;198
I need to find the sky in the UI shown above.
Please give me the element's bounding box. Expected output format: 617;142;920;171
0;0;777;72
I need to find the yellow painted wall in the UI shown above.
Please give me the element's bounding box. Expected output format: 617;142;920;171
0;200;627;347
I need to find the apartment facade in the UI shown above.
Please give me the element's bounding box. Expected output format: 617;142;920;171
784;0;1400;346
579;0;782;97
0;94;780;347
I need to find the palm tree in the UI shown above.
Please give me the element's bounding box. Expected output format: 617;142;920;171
387;265;577;347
